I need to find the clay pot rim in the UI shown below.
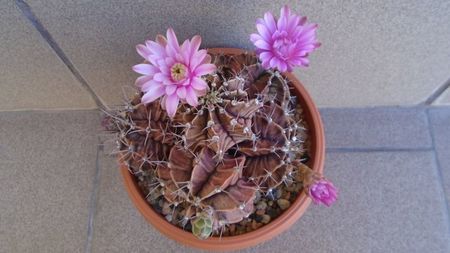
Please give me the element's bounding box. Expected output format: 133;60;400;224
120;47;325;251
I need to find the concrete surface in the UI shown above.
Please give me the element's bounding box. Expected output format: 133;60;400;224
22;0;450;107
0;110;99;252
1;106;449;252
0;1;96;111
428;107;450;207
434;88;450;105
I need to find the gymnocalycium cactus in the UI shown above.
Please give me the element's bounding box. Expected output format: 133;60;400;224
105;5;337;240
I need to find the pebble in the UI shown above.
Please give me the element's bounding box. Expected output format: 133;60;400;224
282;191;291;200
274;188;282;199
266;208;277;218
251;220;263;230
152;203;162;213
255;215;263;222
294;183;302;192
256;209;265;216
277;199;291;210
286;185;296;192
239;219;248;226
268;200;273;206
256;201;267;210
261;214;271;224
229;224;236;234
165;214;172;222
254;191;261;202
162;202;172;215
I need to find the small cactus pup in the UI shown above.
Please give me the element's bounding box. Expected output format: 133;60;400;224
106;5;336;242
191;210;214;240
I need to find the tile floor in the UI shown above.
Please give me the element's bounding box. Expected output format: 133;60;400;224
1;106;449;253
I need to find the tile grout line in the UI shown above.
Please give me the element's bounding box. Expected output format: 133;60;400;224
422;77;450;105
14;0;108;111
84;139;103;253
425;109;450;237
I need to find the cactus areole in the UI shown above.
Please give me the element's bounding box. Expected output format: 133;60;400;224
111;47;326;251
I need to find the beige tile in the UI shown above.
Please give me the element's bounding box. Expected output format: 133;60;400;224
91;152;198;253
428;107;450;208
26;0;450;107
0;1;96;110
0;110;100;252
321;107;432;149
92;150;450;252
295;1;450;107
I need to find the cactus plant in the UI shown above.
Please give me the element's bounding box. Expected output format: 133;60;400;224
103;6;337;248
108;50;319;239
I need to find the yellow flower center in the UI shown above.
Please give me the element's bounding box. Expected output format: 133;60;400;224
170;63;187;81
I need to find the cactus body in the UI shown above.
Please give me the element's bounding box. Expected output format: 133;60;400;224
110;52;310;239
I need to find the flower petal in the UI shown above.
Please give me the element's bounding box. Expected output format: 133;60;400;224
166;27;180;52
250;33;263;43
153;72;170;83
278;60;288;72
189;35;201;57
194;63;216;76
146;41;166;59
191;77;208;90
155;34;167;46
263;12;277;33
254;40;271;50
189;49;207;68
280;5;291;20
176;86;187;98
141;79;160;91
136;44;151;59
259;51;273;63
180;40;191;64
141;84;165;104
201;54;212;65
165;85;177;95
270;57;280;69
165;93;180;118
135;75;153;87
286;15;300;33
277;6;290;30
185;87;198;107
256;23;272;41
132;64;158;75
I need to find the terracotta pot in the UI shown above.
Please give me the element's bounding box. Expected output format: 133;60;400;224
120;48;325;251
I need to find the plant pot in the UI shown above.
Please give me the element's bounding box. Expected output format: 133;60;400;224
119;47;325;251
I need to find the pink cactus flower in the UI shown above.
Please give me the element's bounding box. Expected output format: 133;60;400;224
309;179;338;207
250;5;320;72
133;28;216;117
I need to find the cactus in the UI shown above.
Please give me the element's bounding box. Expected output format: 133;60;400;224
109;51;311;239
191;210;214;240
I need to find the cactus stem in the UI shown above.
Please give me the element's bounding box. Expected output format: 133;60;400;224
211;135;220;143
265;188;274;198
145;184;162;199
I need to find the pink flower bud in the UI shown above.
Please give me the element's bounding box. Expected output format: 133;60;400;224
308;179;338;207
